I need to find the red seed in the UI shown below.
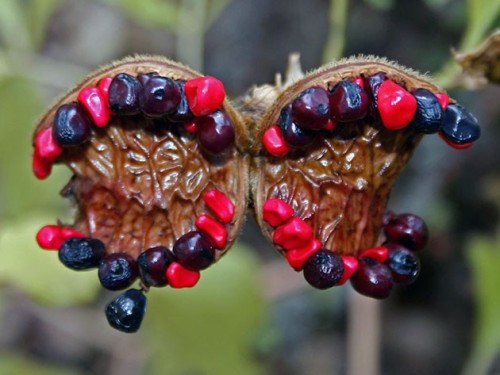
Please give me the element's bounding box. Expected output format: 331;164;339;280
353;77;365;89
32;152;52;180
184;120;199;133
98;77;113;103
262;125;291;157
184;76;225;116
273;217;314;251
262;198;294;227
195;214;228;249
358;245;389;263
324;119;336;131
61;227;86;240
285;239;322;271
377;80;417;130
36;225;64;250
202;189;235;224
34;128;63;160
336;256;359;285
166;262;200;288
439;132;473;149
435;92;449;110
78;86;111;127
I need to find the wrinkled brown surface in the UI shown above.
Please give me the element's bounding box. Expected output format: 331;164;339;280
252;59;443;256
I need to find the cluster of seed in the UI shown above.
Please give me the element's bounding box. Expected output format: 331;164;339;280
262;72;481;156
263;198;427;298
32;72;234;180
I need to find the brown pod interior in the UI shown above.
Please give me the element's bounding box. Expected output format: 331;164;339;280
34;56;249;261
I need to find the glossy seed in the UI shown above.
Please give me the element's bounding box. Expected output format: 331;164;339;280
202;189;235;224
279;105;316;148
440;104;481;145
303;249;344;289
36;225;64;250
52;103;92;147
350;257;393;299
262;125;291;157
108;73;143;115
273;217;314;250
137;246;175;287
105;289;146;333
329;80;370;122
291;86;330;130
140;75;181;118
77;86;111;127
409;88;443;134
336;256;359;285
384;213;429;251
197;111;235;154
137;71;158;86
166;262;201;288
262;198;294;227
377;80;417;130
34;127;63;160
285;239;322;271
98;253;138;291
173;231;215;270
195;214;228;249
364;72;387;107
58;237;105;270
184;76;225;116
358;245;389;263
386;243;420;284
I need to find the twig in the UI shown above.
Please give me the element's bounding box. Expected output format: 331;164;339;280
322;0;348;64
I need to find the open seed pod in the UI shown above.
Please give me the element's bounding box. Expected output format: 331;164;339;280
32;56;249;331
249;56;480;295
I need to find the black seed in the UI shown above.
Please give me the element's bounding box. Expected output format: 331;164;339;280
363;72;387;107
140;75;181;118
386;243;420;284
52;103;92;147
279;105;316;148
58;237;105;270
98;253;138;291
350;257;393;299
291;87;330;130
105;289;146;333
303;249;344;289
137;71;158;86
384;213;429;251
440;103;481;144
168;80;195;123
198;111;235;154
108;73;143;115
173;231;215;270
137;246;175;287
329;81;370;122
409;88;443;134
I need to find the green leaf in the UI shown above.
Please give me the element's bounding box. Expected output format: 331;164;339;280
0;352;79;375
463;234;500;375
143;243;265;375
0;215;100;305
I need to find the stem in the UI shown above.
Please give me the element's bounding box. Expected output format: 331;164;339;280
346;288;381;375
322;0;348;64
176;0;207;72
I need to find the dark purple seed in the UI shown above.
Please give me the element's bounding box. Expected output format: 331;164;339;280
329;81;370;122
108;73;143;115
137;71;158;86
303;249;344;289
168;80;195;123
409;88;443;134
137;246;175;287
98;253;138;291
58;237;105;270
384;213;429;251
105;288;146;333
363;72;387;107
52;103;92;147
140;75;181;118
350;257;393;299
440;104;480;144
197;110;235;154
279;105;316;148
291;87;330;130
173;230;215;270
386;243;420;284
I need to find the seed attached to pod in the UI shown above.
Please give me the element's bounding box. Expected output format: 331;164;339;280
58;237;105;270
377;80;417;130
273;217;314;250
386;243;420;284
303;249;344;289
262;198;294;227
279;105;316;148
202;189;235;224
34;127;63;160
384;213;428;251
108;73;143;115
409;88;443;134
291;86;330;130
140;75;181;118
137;246;175;287
52;103;92;147
285;239;322;271
351;257;393;299
195;214;228;249
169;80;195;123
184;76;225;116
364;72;387;106
329;80;369;122
78;86;111;127
197;111;235;154
440;104;481;145
166;262;201;288
173;231;216;270
98;253;138;291
105;288;147;333
262;125;291;157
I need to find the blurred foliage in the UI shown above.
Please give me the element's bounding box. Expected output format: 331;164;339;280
0;352;79;375
464;234;500;375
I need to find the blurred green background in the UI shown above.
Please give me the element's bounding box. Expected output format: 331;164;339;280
0;0;498;374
